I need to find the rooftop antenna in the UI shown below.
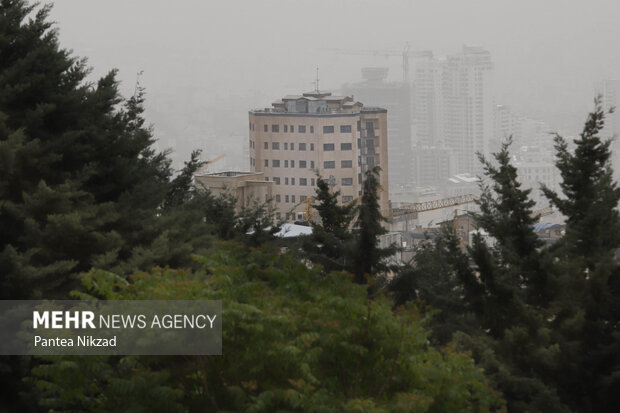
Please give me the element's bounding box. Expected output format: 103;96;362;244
315;66;320;93
133;70;144;99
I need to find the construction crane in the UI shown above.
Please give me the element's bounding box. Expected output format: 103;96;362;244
323;43;430;83
389;194;555;220
390;194;477;218
301;188;555;229
195;154;226;175
299;187;383;224
301;197;316;223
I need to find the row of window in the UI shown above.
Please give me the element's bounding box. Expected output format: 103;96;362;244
324;160;353;169
265;142;314;151
323;143;352;151
265;159;353;169
262;124;353;134
265;176;353;186
275;192;353;204
277;212;305;221
266;177;315;186
262;142;353;151
265;159;311;168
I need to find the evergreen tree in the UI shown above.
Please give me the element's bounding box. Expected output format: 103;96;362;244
541;97;620;412
235;198;281;247
389;225;482;344
0;0;177;299
389;137;569;411
353;167;397;286
301;176;356;273
0;3;215;410
472;137;548;332
542;97;620;269
477;138;546;291
162;149;205;210
457;139;569;411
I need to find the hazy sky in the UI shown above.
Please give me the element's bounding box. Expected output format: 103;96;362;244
48;0;620;167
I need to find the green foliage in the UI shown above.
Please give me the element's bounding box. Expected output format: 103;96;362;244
389;226;481;345
0;0;176;299
476;137;548;307
234;198;281;247
31;243;505;412
162;149;206;210
301;176;357;273
539;97;620;412
542;97;620;269
353;167;398;286
391;101;620;412
0;2;265;409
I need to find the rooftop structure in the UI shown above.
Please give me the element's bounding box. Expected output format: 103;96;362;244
194;171;273;212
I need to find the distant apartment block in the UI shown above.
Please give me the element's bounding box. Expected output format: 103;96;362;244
414;146;452;187
442;46;494;175
494;104;551;150
411;46;494;185
601;79;620;181
513;146;560;207
248;91;389;221
413;51;443;148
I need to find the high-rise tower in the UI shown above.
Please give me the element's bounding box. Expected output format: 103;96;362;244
441;46;494;175
341;68;412;188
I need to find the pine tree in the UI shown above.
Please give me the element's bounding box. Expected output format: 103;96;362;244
0;1;179;299
542;97;620;269
353;167;397;286
390;137;569;411
389;225;482;344
473;137;549;330
162;149;205;210
301;176;356;273
477;138;545;284
541;97;620;412
235;198;281;247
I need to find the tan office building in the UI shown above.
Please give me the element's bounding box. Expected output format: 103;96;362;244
248;91;389;221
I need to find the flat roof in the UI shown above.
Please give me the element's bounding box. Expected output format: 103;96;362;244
195;171;263;178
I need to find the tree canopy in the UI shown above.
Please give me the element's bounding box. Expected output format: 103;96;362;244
32;243;506;413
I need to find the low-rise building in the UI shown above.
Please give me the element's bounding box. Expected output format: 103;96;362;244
194;171;273;212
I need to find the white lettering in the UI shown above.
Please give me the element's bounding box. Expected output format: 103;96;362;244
33;311;49;329
51;311;63;328
82;311;95;329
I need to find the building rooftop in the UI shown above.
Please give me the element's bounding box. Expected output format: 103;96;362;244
194;171;262;178
250;90;383;115
275;223;313;238
447;173;480;184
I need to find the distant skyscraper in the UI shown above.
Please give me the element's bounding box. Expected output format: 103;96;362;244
441;46;494;175
601;79;620;181
412;51;449;186
410;46;494;186
413;51;443;147
341;68;412;188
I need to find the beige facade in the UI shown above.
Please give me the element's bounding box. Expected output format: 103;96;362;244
248;91;389;221
194;171;273;212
